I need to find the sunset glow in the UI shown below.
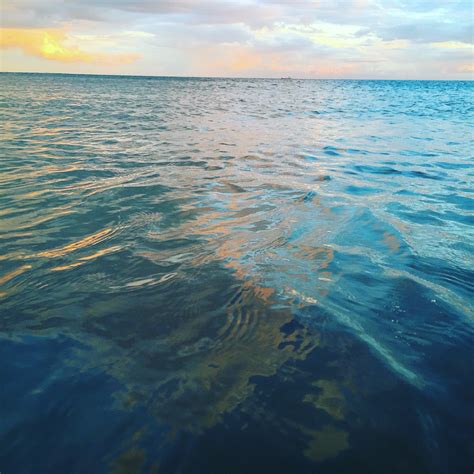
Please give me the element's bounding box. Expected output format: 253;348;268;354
1;1;473;78
0;28;140;65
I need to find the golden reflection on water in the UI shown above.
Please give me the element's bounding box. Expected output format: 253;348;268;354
0;264;32;286
20;188;54;199
0;162;82;186
37;227;114;258
0;264;32;297
50;245;122;272
0;208;75;233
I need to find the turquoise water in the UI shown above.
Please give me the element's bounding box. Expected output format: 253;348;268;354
0;73;473;473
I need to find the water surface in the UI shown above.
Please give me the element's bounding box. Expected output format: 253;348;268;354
0;73;473;473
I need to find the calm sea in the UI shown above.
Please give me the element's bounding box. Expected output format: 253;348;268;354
0;73;473;473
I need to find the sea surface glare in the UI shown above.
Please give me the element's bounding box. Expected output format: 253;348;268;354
0;73;473;473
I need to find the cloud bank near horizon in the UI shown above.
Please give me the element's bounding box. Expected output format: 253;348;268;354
1;0;473;78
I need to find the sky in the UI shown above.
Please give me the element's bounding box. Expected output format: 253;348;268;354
1;0;473;79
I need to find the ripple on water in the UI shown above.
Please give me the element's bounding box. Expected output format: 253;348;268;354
0;74;473;474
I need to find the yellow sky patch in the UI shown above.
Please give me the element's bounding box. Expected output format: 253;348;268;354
431;41;473;50
230;50;262;70
213;43;359;78
457;63;474;73
0;28;140;65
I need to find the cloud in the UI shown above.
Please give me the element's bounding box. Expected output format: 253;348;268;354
0;28;140;65
186;39;365;79
1;0;472;78
1;0;283;28
2;0;472;45
457;63;474;73
378;23;473;44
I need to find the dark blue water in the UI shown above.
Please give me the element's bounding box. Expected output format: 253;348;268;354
1;73;473;473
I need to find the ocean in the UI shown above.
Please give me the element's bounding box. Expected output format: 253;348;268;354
0;73;473;473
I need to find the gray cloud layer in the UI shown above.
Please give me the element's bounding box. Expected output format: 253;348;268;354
3;0;473;45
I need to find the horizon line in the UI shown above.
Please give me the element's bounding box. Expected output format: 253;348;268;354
0;70;472;82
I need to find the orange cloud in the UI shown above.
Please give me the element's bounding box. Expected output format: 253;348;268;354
210;44;359;78
0;28;140;65
457;63;474;73
229;50;262;70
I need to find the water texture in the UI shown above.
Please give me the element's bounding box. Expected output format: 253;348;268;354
0;73;473;473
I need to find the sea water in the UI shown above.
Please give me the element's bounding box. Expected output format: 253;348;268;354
0;73;473;473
